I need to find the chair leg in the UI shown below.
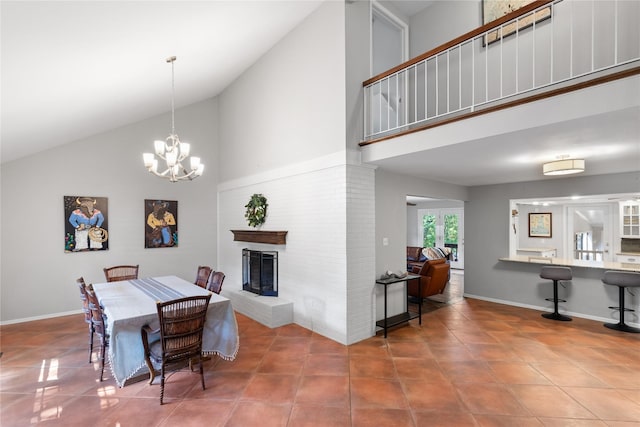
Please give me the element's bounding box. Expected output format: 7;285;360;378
144;357;156;385
200;358;206;391
88;324;94;363
99;340;106;381
605;286;640;333
160;366;166;405
542;279;572;321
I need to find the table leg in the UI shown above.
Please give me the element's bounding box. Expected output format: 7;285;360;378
384;284;388;338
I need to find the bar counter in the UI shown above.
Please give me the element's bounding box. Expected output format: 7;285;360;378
499;255;640;273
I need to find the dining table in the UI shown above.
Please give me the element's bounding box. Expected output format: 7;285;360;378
92;275;239;387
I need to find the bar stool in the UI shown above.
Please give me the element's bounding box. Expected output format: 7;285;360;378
601;270;640;333
540;266;572;321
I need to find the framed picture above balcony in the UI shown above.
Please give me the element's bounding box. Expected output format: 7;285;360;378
483;0;552;45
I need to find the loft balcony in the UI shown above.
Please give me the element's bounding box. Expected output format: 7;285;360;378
360;0;640;146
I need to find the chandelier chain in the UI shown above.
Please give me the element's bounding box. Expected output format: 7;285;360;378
168;56;176;136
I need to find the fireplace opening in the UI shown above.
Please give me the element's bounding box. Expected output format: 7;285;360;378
242;248;278;296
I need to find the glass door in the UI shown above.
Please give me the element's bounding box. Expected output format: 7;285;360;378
419;208;464;269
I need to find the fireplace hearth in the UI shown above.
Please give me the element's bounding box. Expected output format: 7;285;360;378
242;248;278;296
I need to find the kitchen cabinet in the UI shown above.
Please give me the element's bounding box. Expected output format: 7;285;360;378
517;248;557;257
616;254;640;264
620;201;640;237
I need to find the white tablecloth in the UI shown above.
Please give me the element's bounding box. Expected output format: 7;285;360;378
92;275;239;387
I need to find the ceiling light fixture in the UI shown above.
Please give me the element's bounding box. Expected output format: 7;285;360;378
143;56;204;182
543;155;585;176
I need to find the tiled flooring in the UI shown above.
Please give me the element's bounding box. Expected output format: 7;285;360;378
2;271;640;426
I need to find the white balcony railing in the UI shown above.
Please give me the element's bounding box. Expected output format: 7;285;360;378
363;0;640;142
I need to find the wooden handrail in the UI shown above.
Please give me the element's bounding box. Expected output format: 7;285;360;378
359;65;640;147
363;0;555;87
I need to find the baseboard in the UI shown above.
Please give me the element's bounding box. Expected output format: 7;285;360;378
463;293;640;328
0;309;82;326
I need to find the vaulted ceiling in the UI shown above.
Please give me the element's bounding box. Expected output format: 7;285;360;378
2;1;638;190
1;1;322;163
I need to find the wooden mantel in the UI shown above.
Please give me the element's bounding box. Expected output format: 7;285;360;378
230;230;288;245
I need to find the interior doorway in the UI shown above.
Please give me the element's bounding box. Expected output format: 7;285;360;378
407;196;464;270
566;205;612;262
371;2;408;76
371;2;409;134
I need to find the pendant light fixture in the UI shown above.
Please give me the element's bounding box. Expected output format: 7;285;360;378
143;56;204;182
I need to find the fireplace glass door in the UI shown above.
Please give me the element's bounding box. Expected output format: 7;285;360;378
242;249;278;296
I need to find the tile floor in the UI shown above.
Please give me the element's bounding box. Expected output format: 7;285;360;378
1;271;640;426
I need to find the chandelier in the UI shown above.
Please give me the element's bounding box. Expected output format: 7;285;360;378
143;56;204;182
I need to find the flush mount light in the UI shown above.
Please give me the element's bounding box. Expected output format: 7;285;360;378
543;155;585;176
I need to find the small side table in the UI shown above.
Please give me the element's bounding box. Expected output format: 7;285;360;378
375;274;422;338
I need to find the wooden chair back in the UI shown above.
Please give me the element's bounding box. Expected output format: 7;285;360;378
207;271;225;294
103;265;139;282
195;266;213;288
141;294;211;404
85;286;109;381
77;277;94;363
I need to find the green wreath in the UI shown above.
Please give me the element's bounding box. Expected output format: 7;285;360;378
245;194;268;228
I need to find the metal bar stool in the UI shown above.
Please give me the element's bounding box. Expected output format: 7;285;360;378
601;270;640;333
540;266;572;321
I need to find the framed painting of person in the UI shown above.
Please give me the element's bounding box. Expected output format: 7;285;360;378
64;196;109;252
145;199;178;248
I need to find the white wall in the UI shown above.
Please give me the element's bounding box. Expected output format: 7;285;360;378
407;204;420;246
400;0;640;118
409;0;480;57
218;160;375;345
1;98;219;323
218;1;346;183
216;2;376;345
346;0;371;148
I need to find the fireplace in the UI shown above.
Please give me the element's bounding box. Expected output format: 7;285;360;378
242;248;278;296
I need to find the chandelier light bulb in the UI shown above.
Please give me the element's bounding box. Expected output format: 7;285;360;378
180;142;190;158
154;140;166;156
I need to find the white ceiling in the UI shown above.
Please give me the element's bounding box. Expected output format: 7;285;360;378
2;0;639;190
369;103;640;187
1;0;322;163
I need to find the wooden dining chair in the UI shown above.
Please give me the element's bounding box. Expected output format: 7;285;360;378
207;271;225;294
141;294;211;404
103;265;139;282
194;266;213;288
85;286;110;381
76;277;94;363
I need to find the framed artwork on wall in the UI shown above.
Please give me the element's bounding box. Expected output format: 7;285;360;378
529;212;552;238
64;196;109;252
483;0;552;45
145;199;178;248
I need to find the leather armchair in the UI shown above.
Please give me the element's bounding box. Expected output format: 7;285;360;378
408;258;451;299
